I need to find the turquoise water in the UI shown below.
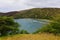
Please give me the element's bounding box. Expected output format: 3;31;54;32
15;19;49;33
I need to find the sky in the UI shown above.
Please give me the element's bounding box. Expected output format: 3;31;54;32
0;0;60;12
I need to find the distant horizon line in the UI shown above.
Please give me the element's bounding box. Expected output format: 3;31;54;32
0;7;60;13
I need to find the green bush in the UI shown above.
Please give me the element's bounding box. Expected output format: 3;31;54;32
0;16;19;36
20;30;29;34
34;18;60;35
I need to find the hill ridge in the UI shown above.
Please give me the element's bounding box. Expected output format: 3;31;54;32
0;8;60;19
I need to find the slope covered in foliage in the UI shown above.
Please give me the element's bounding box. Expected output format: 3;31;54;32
14;8;60;20
0;8;60;20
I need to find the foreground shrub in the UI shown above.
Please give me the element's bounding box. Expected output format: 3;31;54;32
0;16;19;36
34;17;60;35
20;30;29;34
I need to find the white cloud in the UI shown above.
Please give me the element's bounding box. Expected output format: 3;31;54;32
0;0;34;12
26;0;60;7
0;0;60;12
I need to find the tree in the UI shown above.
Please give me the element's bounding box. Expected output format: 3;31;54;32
0;16;19;36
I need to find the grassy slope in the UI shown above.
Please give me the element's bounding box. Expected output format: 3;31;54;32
0;33;60;40
0;8;60;20
13;8;60;20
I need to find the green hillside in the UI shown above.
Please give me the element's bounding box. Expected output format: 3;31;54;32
0;8;60;20
13;8;60;20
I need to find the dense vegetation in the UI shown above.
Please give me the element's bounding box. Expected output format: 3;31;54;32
20;30;29;34
0;16;29;36
14;8;60;20
0;16;20;36
0;8;60;20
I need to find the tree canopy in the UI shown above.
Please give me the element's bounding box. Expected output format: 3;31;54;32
0;16;19;36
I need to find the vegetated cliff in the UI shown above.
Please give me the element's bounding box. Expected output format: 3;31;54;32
0;8;60;19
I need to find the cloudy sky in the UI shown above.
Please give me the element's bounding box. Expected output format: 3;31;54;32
0;0;60;12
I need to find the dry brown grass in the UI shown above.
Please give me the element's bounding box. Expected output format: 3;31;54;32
0;33;60;40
